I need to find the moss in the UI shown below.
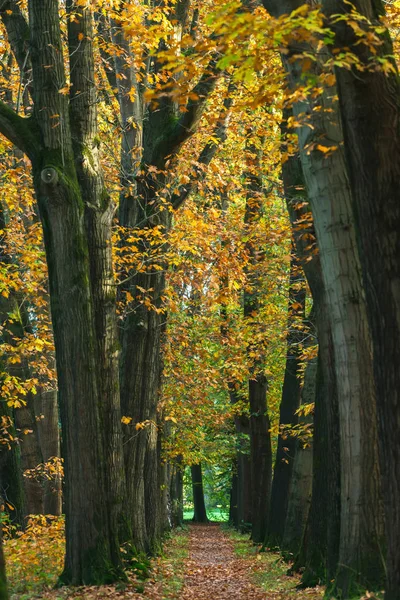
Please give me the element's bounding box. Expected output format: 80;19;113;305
57;541;126;587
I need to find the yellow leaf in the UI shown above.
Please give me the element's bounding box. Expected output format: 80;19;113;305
165;415;177;424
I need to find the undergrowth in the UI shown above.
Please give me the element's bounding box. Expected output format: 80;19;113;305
4;514;65;598
154;526;189;599
3;515;189;599
225;526;384;600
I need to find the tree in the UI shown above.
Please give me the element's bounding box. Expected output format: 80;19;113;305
320;2;400;597
0;0;125;583
191;464;208;523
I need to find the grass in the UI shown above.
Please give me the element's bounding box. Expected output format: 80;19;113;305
224;526;325;599
183;507;228;522
154;526;189;599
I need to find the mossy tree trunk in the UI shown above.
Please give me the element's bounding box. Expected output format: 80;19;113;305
0;0;126;584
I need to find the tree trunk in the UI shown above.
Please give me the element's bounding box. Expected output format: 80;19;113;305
0;402;25;527
191;464;208;523
282;356;316;559
235;417;252;531
13;403;43;515
229;466;238;527
28;0;124;583
243;137;272;544
321;2;400;597
281;134;340;585
261;4;385;592
170;456;184;528
266;254;305;548
0;506;8;600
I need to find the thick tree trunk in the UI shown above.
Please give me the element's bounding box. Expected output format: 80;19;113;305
266;255;305;548
119;257;167;551
22;0;125;583
282;356;316;559
291;80;384;600
191;464;208;523
281;139;341;586
321;3;400;597
235;416;252;531
249;375;271;543
261;4;384;592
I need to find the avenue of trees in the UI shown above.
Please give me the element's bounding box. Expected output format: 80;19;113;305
0;0;399;599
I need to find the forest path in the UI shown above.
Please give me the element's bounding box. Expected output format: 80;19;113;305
179;523;267;600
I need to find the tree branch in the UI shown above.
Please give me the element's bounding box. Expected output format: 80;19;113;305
0;0;32;97
151;57;221;167
0;100;39;158
172;80;234;210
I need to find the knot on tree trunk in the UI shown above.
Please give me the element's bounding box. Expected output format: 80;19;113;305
41;167;59;186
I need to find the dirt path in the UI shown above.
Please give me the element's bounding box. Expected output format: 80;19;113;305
179;523;267;600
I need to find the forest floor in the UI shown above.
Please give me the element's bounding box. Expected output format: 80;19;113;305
6;518;328;599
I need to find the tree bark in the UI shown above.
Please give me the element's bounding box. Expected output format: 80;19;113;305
10;0;127;583
191;463;208;523
229;466;238;527
282;356;316;559
169;456;184;528
266;253;305;548
0;402;25;527
281;133;340;585
261;4;384;593
320;2;400;597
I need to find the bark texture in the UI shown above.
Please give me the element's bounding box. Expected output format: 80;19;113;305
321;2;400;597
266;253;305;548
262;3;384;593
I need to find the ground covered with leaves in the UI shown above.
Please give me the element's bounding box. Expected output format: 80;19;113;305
5;518;378;599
